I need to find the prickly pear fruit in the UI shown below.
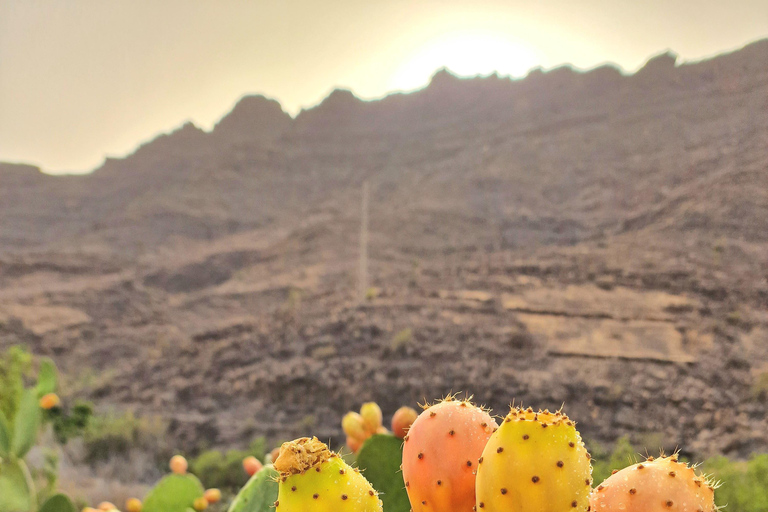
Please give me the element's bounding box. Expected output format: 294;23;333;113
589;454;717;512
391;406;418;439
98;503;116;511
402;396;498;512
203;489;220;504
342;412;367;440
39;393;60;410
273;437;382;512
170;455;188;475
360;402;383;435
243;456;263;476
193;497;208;511
125;498;142;512
475;407;592;512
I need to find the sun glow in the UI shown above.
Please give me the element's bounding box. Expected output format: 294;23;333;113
389;30;541;92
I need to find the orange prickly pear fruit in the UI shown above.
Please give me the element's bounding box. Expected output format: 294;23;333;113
402;395;498;512
203;489;221;504
590;453;717;512
342;411;367;440
391;406;418;438
346;435;363;453
169;454;188;474
243;455;263;476
39;393;61;410
193;497;208;511
97;503;116;512
360;402;383;434
125;498;142;512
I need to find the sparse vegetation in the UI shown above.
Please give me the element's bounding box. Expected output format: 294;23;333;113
189;439;266;492
390;328;413;351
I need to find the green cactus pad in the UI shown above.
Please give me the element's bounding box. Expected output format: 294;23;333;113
35;358;58;398
39;493;77;512
227;465;279;512
356;434;410;512
11;389;41;458
0;460;33;512
142;473;205;512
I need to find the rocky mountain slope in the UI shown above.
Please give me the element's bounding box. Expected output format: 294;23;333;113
1;40;767;458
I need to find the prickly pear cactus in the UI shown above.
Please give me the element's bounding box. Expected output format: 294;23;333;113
355;434;409;512
0;459;33;512
39;493;78;512
227;464;279;512
475;407;592;512
273;437;382;512
590;454;717;512
142;473;205;512
401;396;498;512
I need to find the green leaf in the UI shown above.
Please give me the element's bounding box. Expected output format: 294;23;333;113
142;474;205;512
227;465;279;512
356;434;410;512
0;459;33;512
0;409;10;457
39;493;77;512
35;358;58;398
11;389;40;458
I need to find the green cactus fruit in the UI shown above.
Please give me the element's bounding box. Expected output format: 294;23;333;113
0;459;33;512
589;454;717;512
401;396;498;512
39;493;78;512
227;464;279;512
475;407;592;512
273;437;382;512
355;434;410;512
142;473;205;512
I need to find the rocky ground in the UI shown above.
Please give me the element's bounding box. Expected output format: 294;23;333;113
1;40;767;467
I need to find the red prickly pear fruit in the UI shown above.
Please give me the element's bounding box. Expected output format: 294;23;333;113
342;411;367;440
360;402;383;435
402;396;498;512
590;454;717;512
243;455;263;476
391;406;418;439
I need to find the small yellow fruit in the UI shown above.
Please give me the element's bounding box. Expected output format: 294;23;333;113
193;497;208;511
360;402;383;434
97;503;116;512
82;508;98;512
203;489;221;504
39;393;60;410
169;454;188;474
243;456;262;476
125;498;142;512
341;411;366;440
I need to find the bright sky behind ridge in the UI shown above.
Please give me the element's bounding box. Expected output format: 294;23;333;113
1;0;766;173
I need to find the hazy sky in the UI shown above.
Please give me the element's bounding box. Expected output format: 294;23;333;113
1;1;766;174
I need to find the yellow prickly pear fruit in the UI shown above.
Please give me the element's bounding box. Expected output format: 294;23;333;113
39;393;60;410
273;437;382;512
203;489;221;504
82;508;98;512
342;412;367;440
193;497;208;511
169;455;188;474
475;407;592;512
359;402;383;435
590;454;717;512
125;498;142;512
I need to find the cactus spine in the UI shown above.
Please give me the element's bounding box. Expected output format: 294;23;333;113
475;407;592;512
273;437;382;512
401;396;498;512
589;454;717;512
